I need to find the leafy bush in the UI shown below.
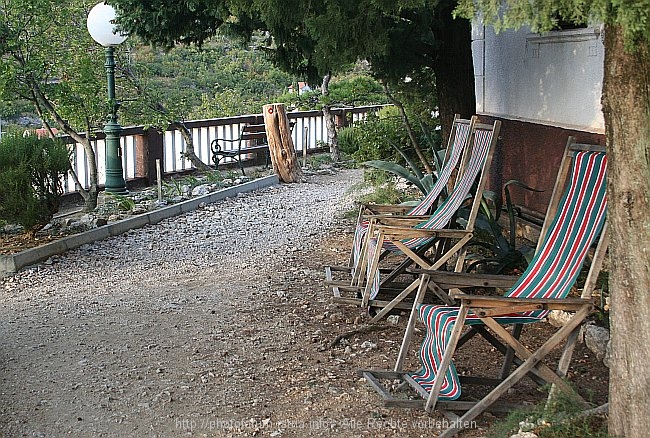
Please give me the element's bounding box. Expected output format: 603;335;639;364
352;106;407;163
337;126;361;155
0;133;70;236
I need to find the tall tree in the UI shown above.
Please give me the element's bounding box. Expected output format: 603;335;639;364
455;1;650;436
109;0;477;157
0;0;110;210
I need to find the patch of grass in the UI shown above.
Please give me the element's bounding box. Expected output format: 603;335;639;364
307;152;333;168
488;390;608;438
106;193;136;212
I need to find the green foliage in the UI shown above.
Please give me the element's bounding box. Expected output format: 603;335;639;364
276;74;388;111
455;0;650;48
488;390;607;438
306;153;334;168
106;193;136;212
357;183;413;207
337;126;362;155
0;133;70;234
122;39;296;124
352;108;408;163
350;105;446;194
0;0;108;132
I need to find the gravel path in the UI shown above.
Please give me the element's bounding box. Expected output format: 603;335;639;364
0;169;373;438
0;167;608;438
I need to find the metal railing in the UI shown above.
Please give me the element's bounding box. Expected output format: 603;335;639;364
61;105;385;194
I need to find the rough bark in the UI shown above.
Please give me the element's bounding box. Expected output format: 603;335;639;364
321;73;341;162
263;103;302;183
171;121;211;171
602;23;650;438
431;5;476;146
382;83;433;174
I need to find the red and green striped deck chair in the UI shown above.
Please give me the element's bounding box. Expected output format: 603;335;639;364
355;120;501;321
325;115;477;302
359;139;608;438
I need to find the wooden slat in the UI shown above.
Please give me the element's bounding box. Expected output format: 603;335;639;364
474;304;543;317
407;269;520;289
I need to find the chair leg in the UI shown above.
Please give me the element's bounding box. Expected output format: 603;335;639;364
500;324;523;379
395;274;430;372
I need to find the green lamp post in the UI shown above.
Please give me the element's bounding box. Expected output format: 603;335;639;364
87;2;128;194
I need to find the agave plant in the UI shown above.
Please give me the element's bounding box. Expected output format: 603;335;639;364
362;138;446;196
463;180;542;274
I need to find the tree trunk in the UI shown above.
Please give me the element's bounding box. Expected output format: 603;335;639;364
31;84;99;211
321;73;341;162
431;5;476;146
263;103;302;183
602;23;650;438
172;121;211;171
382;83;433;173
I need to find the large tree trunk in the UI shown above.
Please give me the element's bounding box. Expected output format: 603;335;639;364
263;103;302;183
431;4;476;145
602;23;650;438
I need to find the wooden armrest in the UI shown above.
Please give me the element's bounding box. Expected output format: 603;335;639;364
453;294;593;312
364;216;434;227
375;225;471;240
406;269;520;289
361;204;413;214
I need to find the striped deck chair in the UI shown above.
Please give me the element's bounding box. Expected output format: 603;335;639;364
325;115;476;302
356;120;501;321
359;139;608;438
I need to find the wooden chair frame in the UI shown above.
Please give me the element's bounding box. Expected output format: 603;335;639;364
325;115;477;303
359;139;608;437
356;120;501;322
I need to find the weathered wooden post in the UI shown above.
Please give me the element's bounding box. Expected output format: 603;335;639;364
263;103;302;183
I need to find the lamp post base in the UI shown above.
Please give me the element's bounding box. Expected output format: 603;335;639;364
104;120;128;195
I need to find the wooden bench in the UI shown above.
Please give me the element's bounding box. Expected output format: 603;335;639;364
210;124;270;175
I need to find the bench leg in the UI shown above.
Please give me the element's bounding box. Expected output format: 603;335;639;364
239;157;246;175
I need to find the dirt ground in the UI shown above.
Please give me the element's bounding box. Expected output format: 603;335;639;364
0;218;608;438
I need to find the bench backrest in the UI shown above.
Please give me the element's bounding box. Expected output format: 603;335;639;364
240;124;267;142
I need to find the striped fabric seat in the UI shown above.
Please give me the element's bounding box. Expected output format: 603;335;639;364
410;150;607;400
351;119;473;269
364;126;496;299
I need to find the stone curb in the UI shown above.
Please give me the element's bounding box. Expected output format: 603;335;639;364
0;175;279;277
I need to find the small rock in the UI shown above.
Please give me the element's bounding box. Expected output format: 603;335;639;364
360;341;377;350
582;323;610;363
547;310;573;328
387;315;400;325
510;433;538;438
192;184;211;197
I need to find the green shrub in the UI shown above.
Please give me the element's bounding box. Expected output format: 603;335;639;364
337;126;361;155
352;107;406;162
0;133;70;236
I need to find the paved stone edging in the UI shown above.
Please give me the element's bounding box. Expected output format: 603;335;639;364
0;175;279;277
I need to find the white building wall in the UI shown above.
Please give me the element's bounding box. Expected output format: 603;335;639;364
473;23;605;133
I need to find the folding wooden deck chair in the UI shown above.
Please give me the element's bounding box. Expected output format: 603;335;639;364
325;115;476;302
359;139;608;437
353;120;501;321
